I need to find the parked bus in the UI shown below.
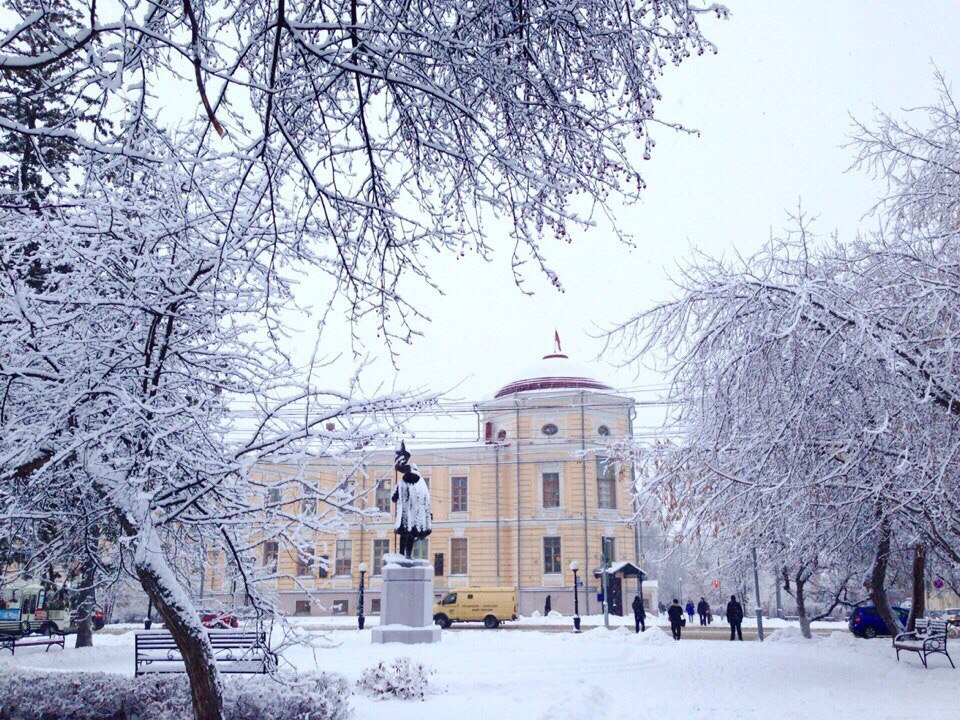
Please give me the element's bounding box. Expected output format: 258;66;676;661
0;581;104;634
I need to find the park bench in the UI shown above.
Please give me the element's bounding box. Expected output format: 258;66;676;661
894;618;954;669
0;620;66;655
134;629;277;676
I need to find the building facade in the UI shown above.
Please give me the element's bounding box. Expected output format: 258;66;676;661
207;351;656;617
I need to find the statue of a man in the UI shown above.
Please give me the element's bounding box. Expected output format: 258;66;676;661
392;441;432;558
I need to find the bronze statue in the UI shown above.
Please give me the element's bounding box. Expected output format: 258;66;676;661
392;442;432;558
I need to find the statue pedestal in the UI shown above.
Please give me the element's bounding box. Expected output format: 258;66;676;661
371;555;441;644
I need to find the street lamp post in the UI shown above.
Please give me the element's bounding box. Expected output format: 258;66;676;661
751;547;764;642
570;561;581;633
357;562;368;630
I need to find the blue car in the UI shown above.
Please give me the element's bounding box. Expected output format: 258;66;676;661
848;605;909;638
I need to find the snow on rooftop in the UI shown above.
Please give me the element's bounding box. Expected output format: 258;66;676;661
494;352;613;399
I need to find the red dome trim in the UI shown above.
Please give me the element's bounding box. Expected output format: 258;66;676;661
494;376;612;398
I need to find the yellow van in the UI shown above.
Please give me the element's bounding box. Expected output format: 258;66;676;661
432;587;517;629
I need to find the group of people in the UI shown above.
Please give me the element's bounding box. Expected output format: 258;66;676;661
666;595;745;641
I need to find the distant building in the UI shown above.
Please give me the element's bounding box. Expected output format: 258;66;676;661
207;347;656;617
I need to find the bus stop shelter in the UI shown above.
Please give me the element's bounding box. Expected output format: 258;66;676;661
593;561;646;616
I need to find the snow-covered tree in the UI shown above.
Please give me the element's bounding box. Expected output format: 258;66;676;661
2;3;729;718
0;152;433;720
607;190;960;638
0;0;727;342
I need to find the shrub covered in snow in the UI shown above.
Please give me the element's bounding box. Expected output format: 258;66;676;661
0;668;351;720
356;657;434;701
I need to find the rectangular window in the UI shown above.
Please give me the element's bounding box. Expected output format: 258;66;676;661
434;553;444;577
301;494;317;516
543;536;562;574
451;538;468;575
331;599;348;615
451;476;468;513
294;600;311;616
267;488;281;506
542;471;560;508
296;552;312;577
601;536;616;564
412;538;428;560
596;458;617;510
262;541;278;571
335;540;352;576
317;554;329;579
375;479;392;513
371;598;381;614
372;539;390;575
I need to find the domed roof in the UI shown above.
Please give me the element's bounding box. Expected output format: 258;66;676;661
494;352;613;398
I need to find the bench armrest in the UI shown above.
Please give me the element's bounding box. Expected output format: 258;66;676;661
894;630;920;643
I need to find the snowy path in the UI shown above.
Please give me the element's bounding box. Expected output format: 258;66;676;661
2;625;955;719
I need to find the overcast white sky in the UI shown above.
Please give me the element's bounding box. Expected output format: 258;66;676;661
289;1;960;434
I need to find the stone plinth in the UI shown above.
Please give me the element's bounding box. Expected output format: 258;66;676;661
371;555;441;644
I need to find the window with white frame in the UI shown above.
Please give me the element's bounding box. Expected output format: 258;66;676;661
543;536;562;574
412;538;428;560
451;476;468;513
335;539;352;576
375;478;392;513
262;541;278;571
542;470;560;508
596;457;617;510
451;538;468;575
372;538;390;575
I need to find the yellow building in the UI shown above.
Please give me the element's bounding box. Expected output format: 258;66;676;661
212;350;655;618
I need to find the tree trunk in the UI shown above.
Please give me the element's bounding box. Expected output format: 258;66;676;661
74;560;96;648
795;575;812;639
906;543;926;632
866;520;901;640
134;542;223;720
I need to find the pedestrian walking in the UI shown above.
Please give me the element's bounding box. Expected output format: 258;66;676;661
544;595;552;615
632;594;646;633
685;599;695;624
697;597;710;626
668;599;685;640
726;594;744;641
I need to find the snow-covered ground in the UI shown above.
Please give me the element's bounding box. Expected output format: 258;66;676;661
3;625;955;719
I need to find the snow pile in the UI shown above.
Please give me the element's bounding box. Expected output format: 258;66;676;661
356;657;435;701
547;610;563;619
635;626;673;646
0;667;351;720
821;631;861;649
537;685;612;720
531;610;542;618
766;626;811;644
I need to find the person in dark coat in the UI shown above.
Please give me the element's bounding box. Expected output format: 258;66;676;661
697;597;710;626
544;595;552;615
726;594;744;641
667;599;685;640
632;594;646;633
